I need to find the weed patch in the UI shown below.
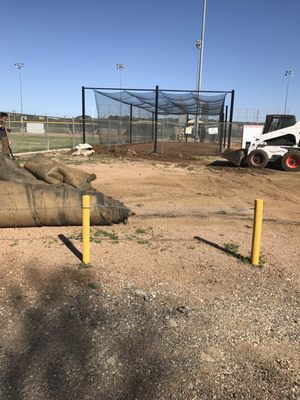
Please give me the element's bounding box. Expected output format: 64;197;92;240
224;242;266;267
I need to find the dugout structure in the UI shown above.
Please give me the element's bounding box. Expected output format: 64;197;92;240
82;86;235;153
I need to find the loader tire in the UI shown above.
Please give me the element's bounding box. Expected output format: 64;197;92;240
245;149;269;169
281;150;300;172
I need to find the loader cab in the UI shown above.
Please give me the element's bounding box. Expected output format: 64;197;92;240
262;114;297;146
263;114;296;134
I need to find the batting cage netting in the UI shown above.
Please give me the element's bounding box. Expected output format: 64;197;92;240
82;86;235;154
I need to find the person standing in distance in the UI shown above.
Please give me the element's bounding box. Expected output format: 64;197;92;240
0;112;14;157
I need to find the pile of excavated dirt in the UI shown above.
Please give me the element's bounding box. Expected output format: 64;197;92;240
92;141;220;162
0;153;299;400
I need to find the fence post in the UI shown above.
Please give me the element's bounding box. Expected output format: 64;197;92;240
72;117;75;149
129;104;133;144
218;109;224;154
151;113;154;142
161;120;164;155
223;105;228;148
256;109;260;123
46;116;49;151
153;85;159;153
227;89;235;149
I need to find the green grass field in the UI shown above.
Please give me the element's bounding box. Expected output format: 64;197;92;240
9;133;102;154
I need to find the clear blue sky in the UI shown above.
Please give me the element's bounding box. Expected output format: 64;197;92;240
1;0;299;120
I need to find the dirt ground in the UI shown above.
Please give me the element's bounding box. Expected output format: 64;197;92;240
0;143;299;400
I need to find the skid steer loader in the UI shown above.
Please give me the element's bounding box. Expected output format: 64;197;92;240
223;114;300;171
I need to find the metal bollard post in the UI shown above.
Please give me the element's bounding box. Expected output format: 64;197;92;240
82;195;90;264
251;199;263;265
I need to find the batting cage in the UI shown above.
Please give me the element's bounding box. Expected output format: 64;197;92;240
82;86;235;155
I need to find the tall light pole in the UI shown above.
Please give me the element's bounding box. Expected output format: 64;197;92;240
284;70;293;114
14;62;25;132
116;64;125;135
195;0;207;140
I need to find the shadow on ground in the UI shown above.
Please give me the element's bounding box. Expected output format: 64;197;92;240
1;261;299;400
208;159;285;172
58;234;82;261
0;266;168;400
193;235;252;264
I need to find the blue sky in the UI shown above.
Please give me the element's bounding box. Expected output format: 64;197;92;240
1;0;299;119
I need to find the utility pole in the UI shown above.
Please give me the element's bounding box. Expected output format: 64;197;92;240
284;70;294;114
116;63;125;135
195;0;207;140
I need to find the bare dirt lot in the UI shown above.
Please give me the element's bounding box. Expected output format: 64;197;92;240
0;143;299;400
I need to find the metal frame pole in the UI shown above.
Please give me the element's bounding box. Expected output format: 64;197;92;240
82;86;86;143
87;86;230;93
227;90;235;149
223;105;228;147
153;85;159;153
151;113;154;142
218;107;224;154
72;117;75;148
129;104;133;144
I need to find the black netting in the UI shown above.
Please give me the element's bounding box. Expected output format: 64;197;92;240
89;88;230;151
94;90;226;117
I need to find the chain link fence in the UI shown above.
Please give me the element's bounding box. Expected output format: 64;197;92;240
233;108;287;123
5;114;77;153
3;111;272;154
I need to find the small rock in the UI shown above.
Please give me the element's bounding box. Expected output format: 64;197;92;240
106;355;118;367
176;305;187;314
167;318;178;328
200;352;215;362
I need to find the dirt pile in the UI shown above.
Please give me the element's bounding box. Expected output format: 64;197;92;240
92;142;219;162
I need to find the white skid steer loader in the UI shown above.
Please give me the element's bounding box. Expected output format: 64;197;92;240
223;114;300;172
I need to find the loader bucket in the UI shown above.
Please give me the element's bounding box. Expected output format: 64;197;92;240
221;149;245;166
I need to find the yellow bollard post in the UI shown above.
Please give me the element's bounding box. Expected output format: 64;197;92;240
251;199;263;265
82;195;90;264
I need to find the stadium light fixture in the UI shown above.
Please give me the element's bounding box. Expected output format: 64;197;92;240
284;69;294;114
14;62;25;132
195;39;201;49
116;63;125;89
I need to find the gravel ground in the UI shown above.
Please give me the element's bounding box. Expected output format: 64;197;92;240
0;148;299;400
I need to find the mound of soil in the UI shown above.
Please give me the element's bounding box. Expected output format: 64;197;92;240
92;142;219;162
